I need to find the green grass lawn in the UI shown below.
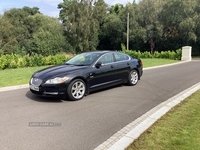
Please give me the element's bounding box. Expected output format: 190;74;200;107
0;66;48;87
0;59;180;88
126;90;200;150
141;58;180;68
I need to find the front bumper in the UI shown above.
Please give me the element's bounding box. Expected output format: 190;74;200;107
29;83;68;98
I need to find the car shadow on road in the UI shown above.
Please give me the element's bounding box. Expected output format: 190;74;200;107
89;84;124;95
25;84;126;102
26;91;63;103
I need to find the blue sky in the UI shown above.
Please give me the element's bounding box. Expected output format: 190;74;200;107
0;0;140;17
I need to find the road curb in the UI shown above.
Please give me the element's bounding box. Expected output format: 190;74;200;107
0;84;29;92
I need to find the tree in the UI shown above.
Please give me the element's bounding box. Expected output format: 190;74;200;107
98;13;124;50
109;3;124;15
27;14;67;56
0;17;17;54
93;0;108;28
159;0;197;50
58;0;101;53
1;7;41;54
136;0;165;51
119;3;146;51
0;7;67;55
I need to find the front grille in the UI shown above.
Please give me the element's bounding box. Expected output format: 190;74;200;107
31;78;42;86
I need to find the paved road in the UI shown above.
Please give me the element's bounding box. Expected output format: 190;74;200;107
0;60;200;150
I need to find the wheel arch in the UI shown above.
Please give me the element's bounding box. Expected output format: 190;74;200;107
130;67;140;80
69;76;89;95
134;68;140;80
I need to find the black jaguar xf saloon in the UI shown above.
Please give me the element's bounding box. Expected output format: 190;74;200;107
29;51;143;100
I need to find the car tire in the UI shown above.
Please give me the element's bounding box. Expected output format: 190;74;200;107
67;79;86;101
127;69;139;86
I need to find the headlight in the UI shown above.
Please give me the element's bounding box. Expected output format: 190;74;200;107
45;77;68;84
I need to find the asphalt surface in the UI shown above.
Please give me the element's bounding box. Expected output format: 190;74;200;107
0;60;200;150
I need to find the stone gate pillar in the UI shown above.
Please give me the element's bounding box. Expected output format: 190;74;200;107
181;46;192;61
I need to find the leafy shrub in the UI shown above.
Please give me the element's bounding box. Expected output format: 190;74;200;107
141;51;152;58
122;48;182;60
0;49;182;70
54;54;68;65
4;54;20;68
160;51;168;58
121;44;126;51
46;55;56;65
168;51;176;59
123;50;140;58
32;54;45;66
0;55;6;69
18;57;27;68
24;55;34;67
175;49;182;60
153;51;160;58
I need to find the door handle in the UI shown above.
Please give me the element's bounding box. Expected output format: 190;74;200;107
111;65;114;68
89;73;94;78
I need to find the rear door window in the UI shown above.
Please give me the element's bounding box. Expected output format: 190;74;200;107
114;53;130;62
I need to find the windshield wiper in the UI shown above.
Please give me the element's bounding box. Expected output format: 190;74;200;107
65;63;72;65
74;64;85;66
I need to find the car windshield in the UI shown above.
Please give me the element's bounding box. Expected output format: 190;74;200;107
65;53;101;66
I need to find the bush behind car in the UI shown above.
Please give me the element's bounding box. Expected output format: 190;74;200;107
0;50;181;70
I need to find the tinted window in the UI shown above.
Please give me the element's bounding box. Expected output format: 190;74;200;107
66;53;101;65
98;53;114;64
114;53;130;62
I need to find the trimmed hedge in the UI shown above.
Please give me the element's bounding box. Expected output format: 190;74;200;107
121;44;182;60
0;49;182;70
122;49;182;60
0;54;71;70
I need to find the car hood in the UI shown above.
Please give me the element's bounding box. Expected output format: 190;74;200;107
33;65;88;79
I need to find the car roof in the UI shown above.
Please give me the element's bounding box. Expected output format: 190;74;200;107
83;50;118;55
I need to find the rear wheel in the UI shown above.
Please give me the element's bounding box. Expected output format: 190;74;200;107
127;69;139;86
67;79;86;101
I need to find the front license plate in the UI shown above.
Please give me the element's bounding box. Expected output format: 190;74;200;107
30;85;39;91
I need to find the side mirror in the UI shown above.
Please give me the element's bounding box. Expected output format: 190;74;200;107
95;61;103;68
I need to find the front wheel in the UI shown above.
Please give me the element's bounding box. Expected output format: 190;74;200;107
127;69;139;86
67;79;86;101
